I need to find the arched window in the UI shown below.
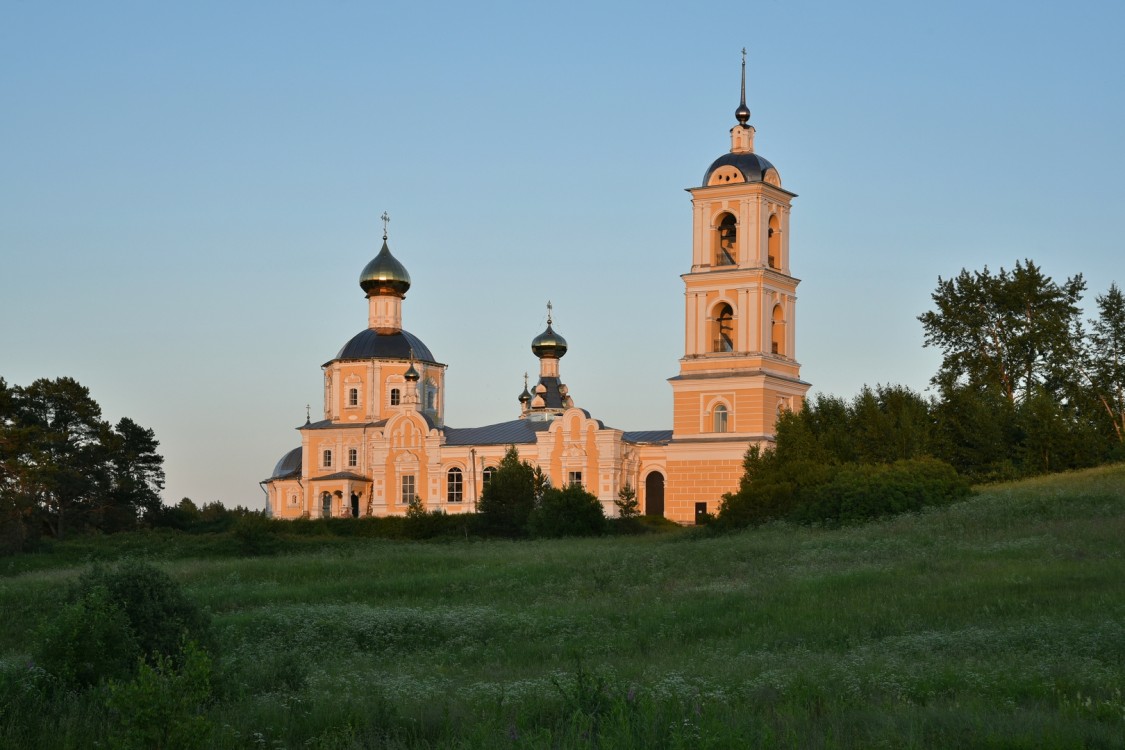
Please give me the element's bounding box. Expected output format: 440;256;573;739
482;466;495;486
714;214;737;266
712;303;734;352
322;449;332;467
713;403;729;433
767;214;780;269
348;448;357;467
771;305;785;356
347;388;359;407
390;388;401;406
447;467;463;503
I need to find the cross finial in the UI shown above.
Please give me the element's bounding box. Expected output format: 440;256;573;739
735;47;751;126
380;211;390;241
546;300;553;325
305;403;310;424
524;372;529;389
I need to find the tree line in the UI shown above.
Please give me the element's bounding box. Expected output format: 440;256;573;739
0;377;165;552
718;260;1124;528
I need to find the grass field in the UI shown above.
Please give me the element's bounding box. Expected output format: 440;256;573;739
2;464;1124;748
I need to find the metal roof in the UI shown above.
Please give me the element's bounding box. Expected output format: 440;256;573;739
329;329;437;365
622;430;673;445
702;152;777;186
443;418;552;446
300;419;387;431
265;446;302;481
310;471;371;482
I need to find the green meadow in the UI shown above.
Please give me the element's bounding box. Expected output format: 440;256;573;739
2;464;1124;748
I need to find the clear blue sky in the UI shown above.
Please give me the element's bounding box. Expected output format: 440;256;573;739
2;1;1122;508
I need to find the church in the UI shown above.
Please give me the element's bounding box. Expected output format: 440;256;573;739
263;62;810;524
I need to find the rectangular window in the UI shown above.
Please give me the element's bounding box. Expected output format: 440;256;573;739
447;469;463;503
322;449;332;468
348;388;359;407
390;388;401;406
401;475;415;505
348;448;357;467
568;471;583;488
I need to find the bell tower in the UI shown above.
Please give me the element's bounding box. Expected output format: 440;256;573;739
664;52;811;518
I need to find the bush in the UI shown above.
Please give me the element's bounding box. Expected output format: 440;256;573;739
478;446;537;537
231;512;279;556
792;457;972;526
106;640;214;749
33;585;141;688
529;485;606;538
34;560;214;687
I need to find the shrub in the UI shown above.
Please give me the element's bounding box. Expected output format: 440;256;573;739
529;484;606;538
231;512;279;556
35;560;214;687
106;640;214;749
33;585;141;688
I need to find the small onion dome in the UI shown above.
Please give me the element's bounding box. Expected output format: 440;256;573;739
531;323;568;359
518;385;532;404
359;239;411;297
403;361;420;382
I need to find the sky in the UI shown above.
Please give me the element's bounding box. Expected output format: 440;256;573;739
2;1;1122;508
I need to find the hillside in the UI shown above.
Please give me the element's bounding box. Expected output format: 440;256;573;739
2;464;1124;748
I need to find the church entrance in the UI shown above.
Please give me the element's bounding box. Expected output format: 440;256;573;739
350;493;360;518
645;472;665;517
321;492;332;519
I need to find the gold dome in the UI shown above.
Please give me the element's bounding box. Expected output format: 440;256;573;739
359;239;411;297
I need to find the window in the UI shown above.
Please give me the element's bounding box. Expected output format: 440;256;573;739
771;305;784;356
714;214;736;266
767;214;780;269
390;388;401;406
568;471;583;487
348;448;357;467
713;403;728;433
288;493;299;507
447;467;463;503
401;475;415;505
322;449;332;467
482;467;495;486
347;388;359;407
712;304;734;352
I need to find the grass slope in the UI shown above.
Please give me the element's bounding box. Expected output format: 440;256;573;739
2;464;1124;748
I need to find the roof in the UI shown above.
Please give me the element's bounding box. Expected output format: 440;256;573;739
310;471;371;482
622;430;673;445
443;418;552;446
329;329;437;365
702;151;777;186
265;446;302;481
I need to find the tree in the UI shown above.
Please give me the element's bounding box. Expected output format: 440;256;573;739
1083;282;1125;444
0;377;166;545
477;446;536;537
918;260;1085;404
614;484;640;519
528;484;605;538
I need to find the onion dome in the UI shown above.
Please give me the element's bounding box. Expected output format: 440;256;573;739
531;323;567;359
359;238;411;298
531;302;568;359
518;373;532;404
404;361;420;382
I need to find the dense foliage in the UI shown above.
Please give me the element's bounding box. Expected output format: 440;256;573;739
528;484;606;538
0;377;164;552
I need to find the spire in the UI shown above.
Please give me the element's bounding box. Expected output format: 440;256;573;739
735;48;751;126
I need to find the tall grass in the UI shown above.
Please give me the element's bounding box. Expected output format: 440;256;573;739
2;464;1124;747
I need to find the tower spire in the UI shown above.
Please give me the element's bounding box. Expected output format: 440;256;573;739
735;47;751;126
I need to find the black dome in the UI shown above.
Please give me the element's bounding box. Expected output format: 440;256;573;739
331;329;436;364
702;152;777;186
269;447;302;480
